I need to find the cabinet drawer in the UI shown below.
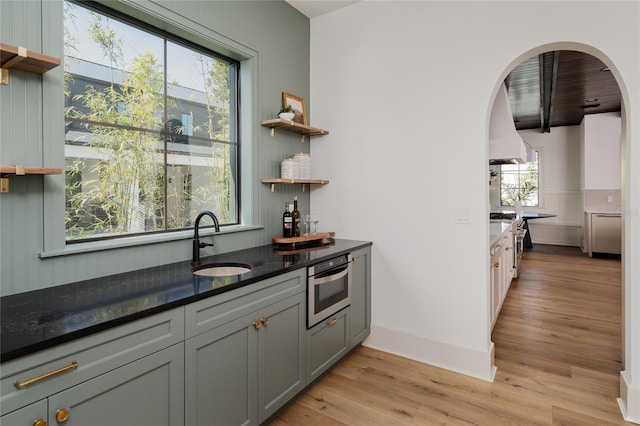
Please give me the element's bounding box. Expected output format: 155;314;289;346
1;307;184;416
186;269;305;338
306;307;349;383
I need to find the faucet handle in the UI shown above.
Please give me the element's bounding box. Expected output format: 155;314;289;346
199;242;214;248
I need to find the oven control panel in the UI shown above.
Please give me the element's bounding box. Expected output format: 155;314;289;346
308;254;349;277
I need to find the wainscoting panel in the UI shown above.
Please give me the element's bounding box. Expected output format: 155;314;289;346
528;223;582;246
528;190;583;246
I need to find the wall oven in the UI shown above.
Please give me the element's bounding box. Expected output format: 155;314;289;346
307;254;352;328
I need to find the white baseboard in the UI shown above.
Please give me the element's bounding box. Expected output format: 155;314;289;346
363;324;496;382
618;370;640;424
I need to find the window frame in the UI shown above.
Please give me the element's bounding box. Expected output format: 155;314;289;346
499;148;542;208
63;0;242;243
42;0;260;257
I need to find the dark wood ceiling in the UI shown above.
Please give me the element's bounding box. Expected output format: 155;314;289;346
505;50;621;131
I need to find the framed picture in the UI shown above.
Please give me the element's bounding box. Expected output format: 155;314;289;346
282;92;307;125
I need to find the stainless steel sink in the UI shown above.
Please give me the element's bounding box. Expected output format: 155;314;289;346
192;263;252;277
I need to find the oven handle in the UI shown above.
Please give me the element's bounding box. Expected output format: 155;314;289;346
311;264;350;285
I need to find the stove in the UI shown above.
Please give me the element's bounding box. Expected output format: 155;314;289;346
489;211;526;277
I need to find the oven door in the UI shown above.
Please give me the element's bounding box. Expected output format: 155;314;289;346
308;262;352;328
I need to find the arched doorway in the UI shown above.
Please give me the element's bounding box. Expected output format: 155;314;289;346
487;43;633;422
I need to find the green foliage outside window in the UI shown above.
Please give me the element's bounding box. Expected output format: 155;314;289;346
63;1;238;240
500;152;539;207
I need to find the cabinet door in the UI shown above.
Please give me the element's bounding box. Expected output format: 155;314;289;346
306;307;349;383
490;250;502;329
0;399;47;426
185;315;257;426
350;246;371;348
257;293;305;424
47;343;184;426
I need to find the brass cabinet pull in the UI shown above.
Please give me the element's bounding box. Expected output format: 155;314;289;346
351;256;357;262
56;408;70;423
494;263;500;268
33;420;47;426
13;361;78;388
505;247;511;251
252;320;261;329
260;317;269;326
326;318;338;326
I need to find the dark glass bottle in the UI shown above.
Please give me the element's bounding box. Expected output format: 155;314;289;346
282;202;293;238
292;196;301;237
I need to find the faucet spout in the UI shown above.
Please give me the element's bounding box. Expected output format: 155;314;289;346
192;211;220;265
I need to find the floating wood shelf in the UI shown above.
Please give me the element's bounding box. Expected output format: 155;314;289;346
1;43;60;85
261;118;329;142
0;166;62;175
0;166;62;193
261;178;329;192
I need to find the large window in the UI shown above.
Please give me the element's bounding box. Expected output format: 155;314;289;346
500;150;539;207
63;1;239;241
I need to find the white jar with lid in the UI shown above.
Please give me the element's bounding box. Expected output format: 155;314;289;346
293;153;311;179
281;158;299;179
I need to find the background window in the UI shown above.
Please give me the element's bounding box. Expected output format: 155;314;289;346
63;1;239;241
500;150;539;207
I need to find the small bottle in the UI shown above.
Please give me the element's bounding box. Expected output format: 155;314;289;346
282;202;293;238
292;196;301;237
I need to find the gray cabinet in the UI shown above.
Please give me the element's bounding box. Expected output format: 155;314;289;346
1;308;184;426
350;246;371;348
47;344;184;426
184;270;306;426
306;307;349;383
0;399;47;426
2;246;373;426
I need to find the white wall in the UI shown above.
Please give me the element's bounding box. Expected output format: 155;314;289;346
309;1;640;421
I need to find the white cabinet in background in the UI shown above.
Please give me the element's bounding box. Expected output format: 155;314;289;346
490;224;514;329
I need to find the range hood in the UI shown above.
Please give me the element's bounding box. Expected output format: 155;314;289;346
489;83;526;164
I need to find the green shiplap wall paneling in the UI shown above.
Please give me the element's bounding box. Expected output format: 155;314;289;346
0;0;311;295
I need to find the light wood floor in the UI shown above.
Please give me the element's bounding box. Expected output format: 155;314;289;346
269;245;626;425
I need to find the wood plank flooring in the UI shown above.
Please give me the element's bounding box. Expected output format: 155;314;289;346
268;245;626;425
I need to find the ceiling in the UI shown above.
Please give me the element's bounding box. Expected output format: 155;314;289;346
506;50;621;132
284;2;622;133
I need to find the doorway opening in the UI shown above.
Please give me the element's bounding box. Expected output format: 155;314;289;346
488;44;627;422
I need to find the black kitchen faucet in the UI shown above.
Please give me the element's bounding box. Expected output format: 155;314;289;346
192;210;220;265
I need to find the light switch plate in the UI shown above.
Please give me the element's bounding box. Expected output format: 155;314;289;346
455;208;472;224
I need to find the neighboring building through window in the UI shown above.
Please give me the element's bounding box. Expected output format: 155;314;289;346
500;150;539;207
63;0;239;241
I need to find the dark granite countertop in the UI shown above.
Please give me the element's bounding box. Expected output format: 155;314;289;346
1;239;372;363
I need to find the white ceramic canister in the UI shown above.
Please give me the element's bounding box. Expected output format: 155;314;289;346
293;153;311;179
281;158;299;179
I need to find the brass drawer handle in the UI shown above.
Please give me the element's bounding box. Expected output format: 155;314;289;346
13;361;78;388
252;320;261;329
326;318;338;326
261;317;269;326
